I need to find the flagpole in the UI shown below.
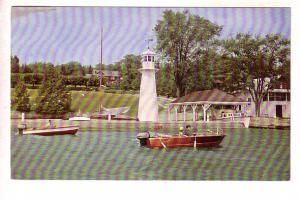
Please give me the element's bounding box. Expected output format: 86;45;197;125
99;26;103;88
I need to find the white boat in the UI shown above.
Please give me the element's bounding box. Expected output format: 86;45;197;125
20;126;79;136
69;109;91;121
69;116;91;121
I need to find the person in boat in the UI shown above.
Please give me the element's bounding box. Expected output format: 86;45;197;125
179;127;184;136
46;120;55;128
184;125;193;136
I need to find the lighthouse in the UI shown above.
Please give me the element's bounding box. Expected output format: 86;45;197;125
138;48;159;122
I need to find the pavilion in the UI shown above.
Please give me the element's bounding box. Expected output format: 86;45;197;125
167;89;249;122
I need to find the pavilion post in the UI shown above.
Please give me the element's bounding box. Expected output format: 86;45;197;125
183;105;188;122
201;104;211;122
191;105;197;122
174;106;179;122
167;105;171;121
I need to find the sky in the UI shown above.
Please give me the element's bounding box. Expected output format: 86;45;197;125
11;7;290;66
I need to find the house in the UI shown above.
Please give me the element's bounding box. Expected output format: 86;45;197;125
238;82;290;118
92;69;121;86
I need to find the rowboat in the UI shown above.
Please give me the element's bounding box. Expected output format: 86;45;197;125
137;130;225;148
18;126;79;136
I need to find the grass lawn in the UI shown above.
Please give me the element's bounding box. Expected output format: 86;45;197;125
71;90;139;117
12;89;140;118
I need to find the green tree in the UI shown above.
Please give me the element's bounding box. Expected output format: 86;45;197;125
88;65;93;74
35;64;71;114
23;73;43;87
155;10;222;97
156;62;177;97
12;79;31;112
221;34;290;116
87;75;100;87
119;54;141;91
11;55;20;73
11;74;21;88
21;64;33;73
60;64;67;75
185;49;218;94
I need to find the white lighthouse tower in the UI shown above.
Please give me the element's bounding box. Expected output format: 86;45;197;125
138;48;159;122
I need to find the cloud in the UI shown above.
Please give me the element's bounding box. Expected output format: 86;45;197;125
12;7;56;19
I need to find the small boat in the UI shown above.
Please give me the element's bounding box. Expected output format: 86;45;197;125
69;109;91;121
137;130;225;148
18;126;79;136
69;116;91;121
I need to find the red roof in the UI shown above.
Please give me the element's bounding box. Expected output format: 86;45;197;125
171;89;248;105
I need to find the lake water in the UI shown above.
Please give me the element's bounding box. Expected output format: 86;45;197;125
11;128;290;180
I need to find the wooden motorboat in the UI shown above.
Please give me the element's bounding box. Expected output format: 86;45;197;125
137;130;225;148
18;125;79;136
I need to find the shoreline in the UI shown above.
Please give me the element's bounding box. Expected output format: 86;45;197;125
10;117;290;132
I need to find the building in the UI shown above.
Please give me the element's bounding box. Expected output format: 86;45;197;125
167;89;249;122
238;85;290;118
92;69;121;86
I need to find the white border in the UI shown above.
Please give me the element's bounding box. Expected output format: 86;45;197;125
1;1;299;200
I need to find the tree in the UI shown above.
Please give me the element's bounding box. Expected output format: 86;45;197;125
24;73;43;87
155;10;222;97
35;64;71;114
21;64;33;73
156;62;177;97
88;65;93;74
119;54;141;91
87;75;100;87
11;55;20;73
12;79;31;112
60;64;67;75
221;34;290;116
11;73;22;88
185;49;217;94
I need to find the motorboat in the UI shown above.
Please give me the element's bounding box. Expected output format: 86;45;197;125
18;125;79;136
137;129;225;148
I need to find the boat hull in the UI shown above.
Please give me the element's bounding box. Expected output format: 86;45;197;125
21;126;79;136
138;135;225;148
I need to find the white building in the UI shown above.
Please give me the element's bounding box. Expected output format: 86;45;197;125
238;82;290;118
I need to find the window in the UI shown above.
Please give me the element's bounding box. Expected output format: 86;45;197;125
263;93;268;101
148;56;152;62
278;92;286;101
269;92;275;101
248;98;251;102
144;56;147;62
152;56;154;62
287;92;290;101
270;92;287;101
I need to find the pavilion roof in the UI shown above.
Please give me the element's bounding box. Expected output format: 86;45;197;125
170;89;248;105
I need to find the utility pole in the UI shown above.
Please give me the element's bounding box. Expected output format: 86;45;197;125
99;26;103;88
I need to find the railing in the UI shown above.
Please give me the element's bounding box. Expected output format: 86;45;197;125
221;112;242;120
